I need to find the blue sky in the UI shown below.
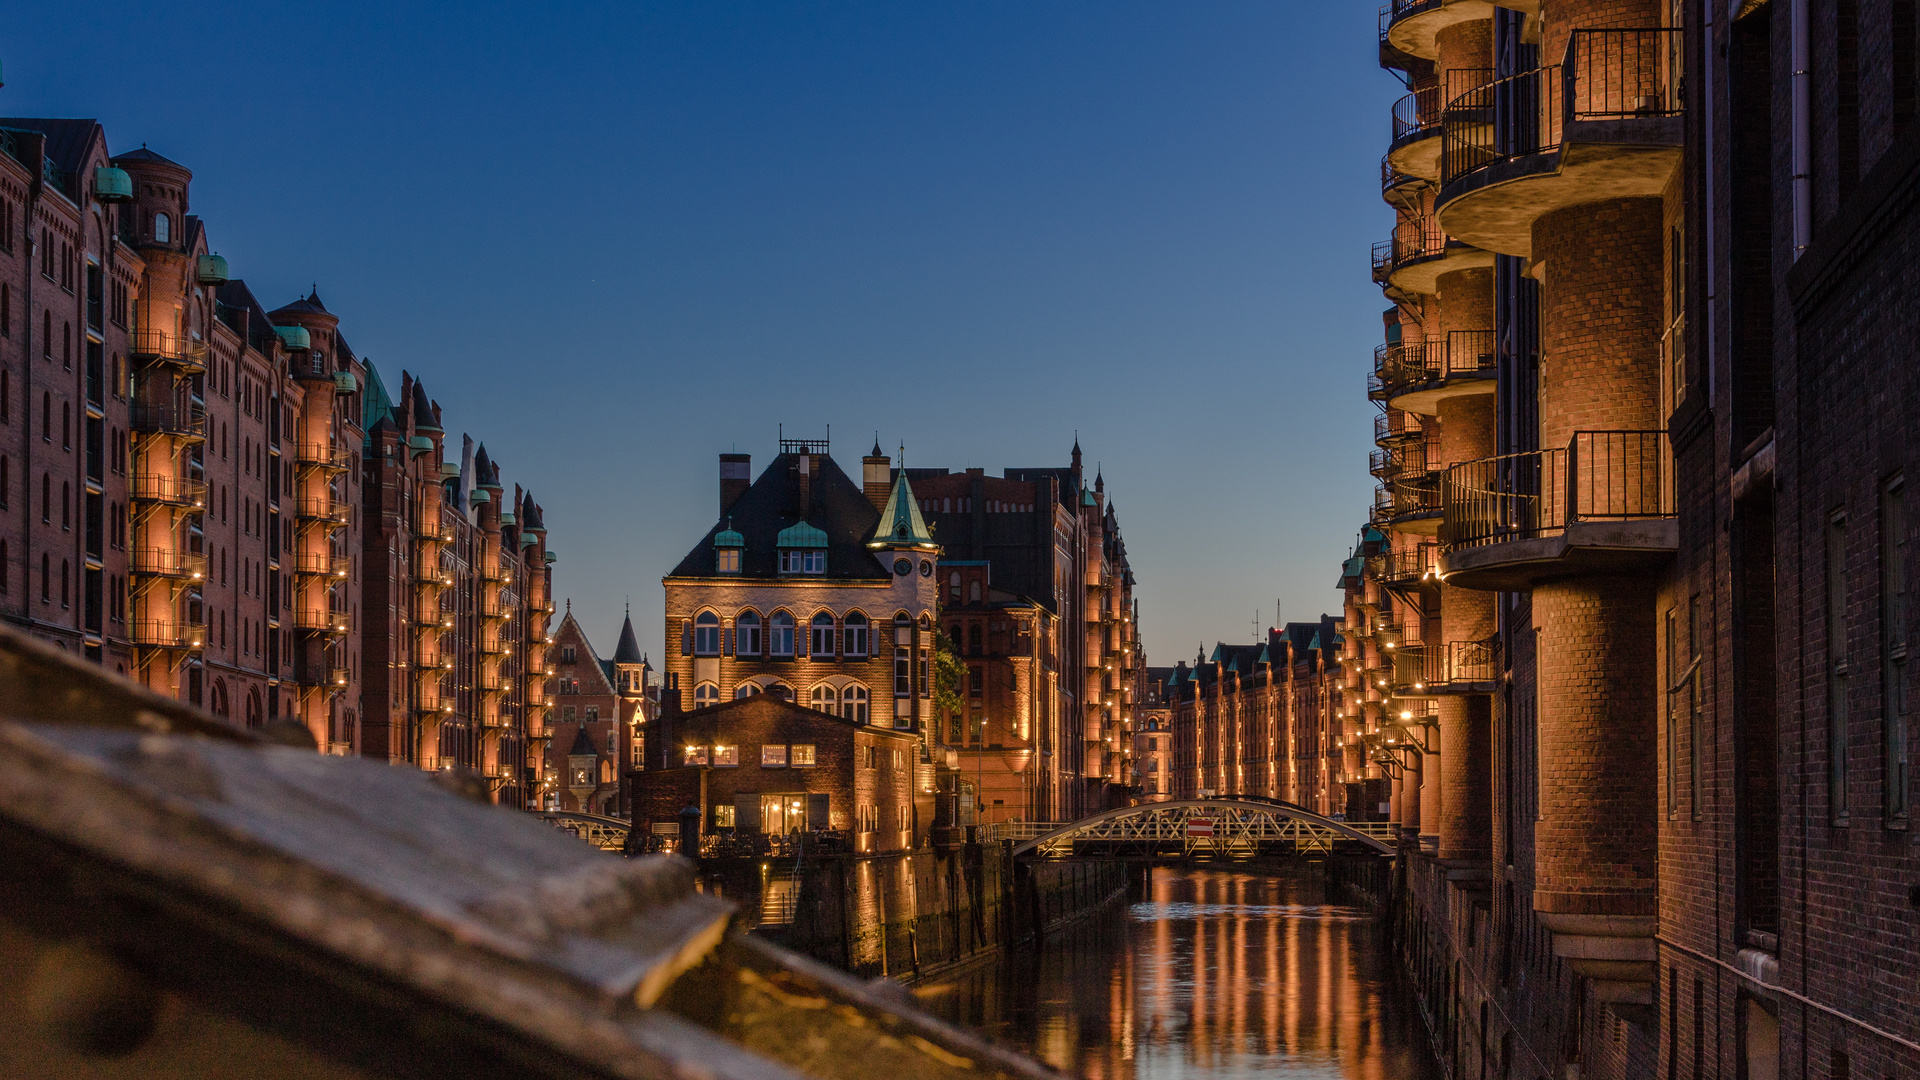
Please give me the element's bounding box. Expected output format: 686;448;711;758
7;2;1399;665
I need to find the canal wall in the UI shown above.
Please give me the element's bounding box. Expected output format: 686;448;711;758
1324;852;1395;913
700;845;1128;983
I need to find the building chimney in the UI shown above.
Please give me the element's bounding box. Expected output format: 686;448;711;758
719;454;751;515
863;443;891;511
797;453;812;519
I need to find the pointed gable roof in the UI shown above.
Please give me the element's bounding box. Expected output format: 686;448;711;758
869;468;935;550
667;452;886;581
567;726;597;757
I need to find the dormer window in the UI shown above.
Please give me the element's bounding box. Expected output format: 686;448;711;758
713;521;744;574
780;549;825;574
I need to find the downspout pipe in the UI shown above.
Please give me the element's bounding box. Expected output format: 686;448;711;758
1792;0;1813;257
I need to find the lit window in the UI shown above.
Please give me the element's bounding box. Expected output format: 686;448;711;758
683;745;709;766
713;804;736;828
811;612;835;656
716;547;741;574
791;744;816;766
762;744;788;767
770;611;795;656
694;612;720;655
713;745;738;766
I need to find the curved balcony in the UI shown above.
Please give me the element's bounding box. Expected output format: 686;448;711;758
1379;0;1502;64
294;608;352;636
1436;29;1684;257
1380;155;1427;210
129;330;208;374
294;497;351;526
291;552;350;579
1381;329;1496;414
1373;215;1492;296
1388;84;1444;180
130;473;207;510
1370;439;1426;481
1385;471;1443;534
1374;408;1425;447
1375;543;1440;588
1440;429;1677;590
130;619;205;652
295;444;352;473
129;548;207;582
131;403;207;443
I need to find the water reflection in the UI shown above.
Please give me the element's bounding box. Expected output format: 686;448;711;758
916;867;1441;1080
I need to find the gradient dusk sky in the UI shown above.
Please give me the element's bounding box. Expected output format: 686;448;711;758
6;3;1401;665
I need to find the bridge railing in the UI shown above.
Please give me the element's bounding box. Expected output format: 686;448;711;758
979;821;1072;842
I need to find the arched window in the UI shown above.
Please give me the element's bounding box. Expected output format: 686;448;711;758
948;570;961;602
693;611;720;655
153;212;170;243
766;682;793;701
969;625;983;656
770;611;795;656
246;688;263;730
843;684;870;725
949;624;963;649
737;610;762;656
844;612;869;658
211;679;230;718
810;684;839;714
735;682;762;699
810;612;835;657
693;682;719;708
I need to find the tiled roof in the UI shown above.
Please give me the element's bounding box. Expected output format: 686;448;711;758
667;453;886;581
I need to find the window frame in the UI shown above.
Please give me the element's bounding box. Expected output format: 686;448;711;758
810;611;836;657
791;744;816;767
693;611;721;656
761;744;789;768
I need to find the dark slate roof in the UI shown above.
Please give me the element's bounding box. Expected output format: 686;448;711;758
598;660;618;687
521;493;545;532
410;379;439;432
473;445;498;488
273;290;331;316
3;118;99;173
612;615;643;664
110;144;184;168
666;453;887;581
214;279;284;356
567;727;596;757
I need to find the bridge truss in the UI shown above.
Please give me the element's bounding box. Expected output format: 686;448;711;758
539;811;631;852
1008;799;1397;859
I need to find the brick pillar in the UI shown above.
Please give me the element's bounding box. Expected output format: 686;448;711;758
1534;199;1663;446
1419;729;1442;852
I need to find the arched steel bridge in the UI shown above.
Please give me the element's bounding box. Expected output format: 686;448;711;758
1005;799;1397;859
539;811;632;852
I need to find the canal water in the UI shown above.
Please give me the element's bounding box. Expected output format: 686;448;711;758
914;867;1443;1080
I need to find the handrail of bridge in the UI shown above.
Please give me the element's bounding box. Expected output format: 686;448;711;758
539;810;632;851
1008;799;1397;857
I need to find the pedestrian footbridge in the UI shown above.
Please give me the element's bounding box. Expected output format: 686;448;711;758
990;799;1397;859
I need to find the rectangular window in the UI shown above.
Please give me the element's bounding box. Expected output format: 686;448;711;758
713;804;736;828
791;744;816;766
741;621;762;655
804;550;825;574
1886;478;1909;826
713;745;738;767
1831;513;1852;825
918;648;930;697
865;744;876;769
895;652;911;696
585;706;599;721
810;621;833;656
762;744;788;767
716;548;741;574
683;745;709;766
846;623;869;657
969;668;983;697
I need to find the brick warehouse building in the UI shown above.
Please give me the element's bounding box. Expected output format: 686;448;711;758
905;441;1141;824
1360;0;1920;1075
633;694;922;855
0;118;556;808
1161;619;1361;818
540;605;655;816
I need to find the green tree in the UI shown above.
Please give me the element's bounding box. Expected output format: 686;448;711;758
933;631;966;736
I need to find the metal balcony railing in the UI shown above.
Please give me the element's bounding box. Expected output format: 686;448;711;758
295;445;352;472
131;403;207;441
130;473;206;509
129;330;209;372
1387;471;1443;521
1423;640;1498;688
294;608;352;635
1378;329;1496;397
291;552;350;578
415;514;454;543
130;619;206;650
294;497;351;526
129;548;207;581
1392;84;1441;144
1377;0;1441;43
1377;544;1440;586
1375;215;1450;281
1441;429;1672;551
1370;441;1427;481
1374;409;1424;445
1442;28;1681;188
1380;155;1423;202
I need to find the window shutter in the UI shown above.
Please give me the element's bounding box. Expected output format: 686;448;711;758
807;793;830;829
680;621;692;656
734;794;761;834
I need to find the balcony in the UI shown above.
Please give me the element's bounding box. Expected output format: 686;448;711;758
1370;440;1425;481
477;673;507;695
479;634;509;655
294;497;351;526
131;403;208;443
293;608;352;636
1387;69;1489;183
130;619;206;651
129;330;208;373
129;548;207;582
478;595;509;621
290;552;350;579
1374;409;1424;447
295;666;352;689
1378;0;1505;65
130;473;206;510
482;563;512;584
1440;429;1677;590
1380;330;1496;414
1380;154;1426;210
1422;640;1500;694
1436;29;1684;257
415;515;454;544
416;602;456;628
1375;543;1440;588
1384;471;1444;534
1372;213;1492;297
295;444;352;472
